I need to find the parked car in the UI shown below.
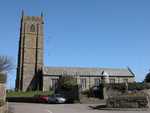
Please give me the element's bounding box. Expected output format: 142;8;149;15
37;95;49;103
48;94;66;104
37;94;66;104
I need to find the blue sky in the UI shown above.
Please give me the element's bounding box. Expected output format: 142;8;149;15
0;0;150;89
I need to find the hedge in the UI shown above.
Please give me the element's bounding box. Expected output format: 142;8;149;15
128;82;150;90
7;91;54;97
106;82;150;91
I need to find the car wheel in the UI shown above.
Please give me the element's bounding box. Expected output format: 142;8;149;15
55;99;59;104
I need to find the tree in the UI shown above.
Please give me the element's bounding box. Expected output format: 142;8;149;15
57;76;79;102
0;56;13;83
58;76;77;90
144;70;150;83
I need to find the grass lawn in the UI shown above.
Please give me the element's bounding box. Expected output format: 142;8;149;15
7;91;54;97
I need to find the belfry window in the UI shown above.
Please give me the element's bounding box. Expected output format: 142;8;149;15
30;24;35;32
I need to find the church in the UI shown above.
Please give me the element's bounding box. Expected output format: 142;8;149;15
15;12;135;91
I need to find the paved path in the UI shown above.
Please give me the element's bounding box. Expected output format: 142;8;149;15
9;102;150;113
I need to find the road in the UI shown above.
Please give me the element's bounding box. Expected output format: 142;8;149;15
9;102;150;113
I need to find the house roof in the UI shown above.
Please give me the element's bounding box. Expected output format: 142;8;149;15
43;66;135;77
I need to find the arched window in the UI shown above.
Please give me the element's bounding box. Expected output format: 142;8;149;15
30;24;35;32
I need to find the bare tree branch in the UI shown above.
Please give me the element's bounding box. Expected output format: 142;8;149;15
0;56;13;73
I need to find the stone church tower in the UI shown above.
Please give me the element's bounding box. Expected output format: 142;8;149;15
16;11;44;91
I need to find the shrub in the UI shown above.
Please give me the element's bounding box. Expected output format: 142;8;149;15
106;83;126;92
81;89;90;97
105;82;150;91
58;76;77;90
81;85;104;98
128;82;150;90
144;72;150;83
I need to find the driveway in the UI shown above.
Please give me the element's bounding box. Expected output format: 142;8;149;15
9;102;150;113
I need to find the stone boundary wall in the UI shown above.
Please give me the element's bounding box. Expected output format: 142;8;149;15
0;103;8;113
0;83;6;102
0;83;7;113
140;89;150;107
106;94;149;108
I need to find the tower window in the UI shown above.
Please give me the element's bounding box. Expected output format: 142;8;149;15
30;24;35;32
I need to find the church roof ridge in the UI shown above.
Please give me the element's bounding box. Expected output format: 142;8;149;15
44;65;127;69
43;66;134;77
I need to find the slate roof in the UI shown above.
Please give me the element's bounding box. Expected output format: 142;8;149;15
43;67;135;77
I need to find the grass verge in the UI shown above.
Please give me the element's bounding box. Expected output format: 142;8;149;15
7;91;54;97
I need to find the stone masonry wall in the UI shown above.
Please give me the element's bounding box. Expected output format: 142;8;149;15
43;76;134;91
106;94;149;108
0;83;6;102
0;83;7;113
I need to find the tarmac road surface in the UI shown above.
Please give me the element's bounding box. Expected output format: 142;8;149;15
9;102;150;113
